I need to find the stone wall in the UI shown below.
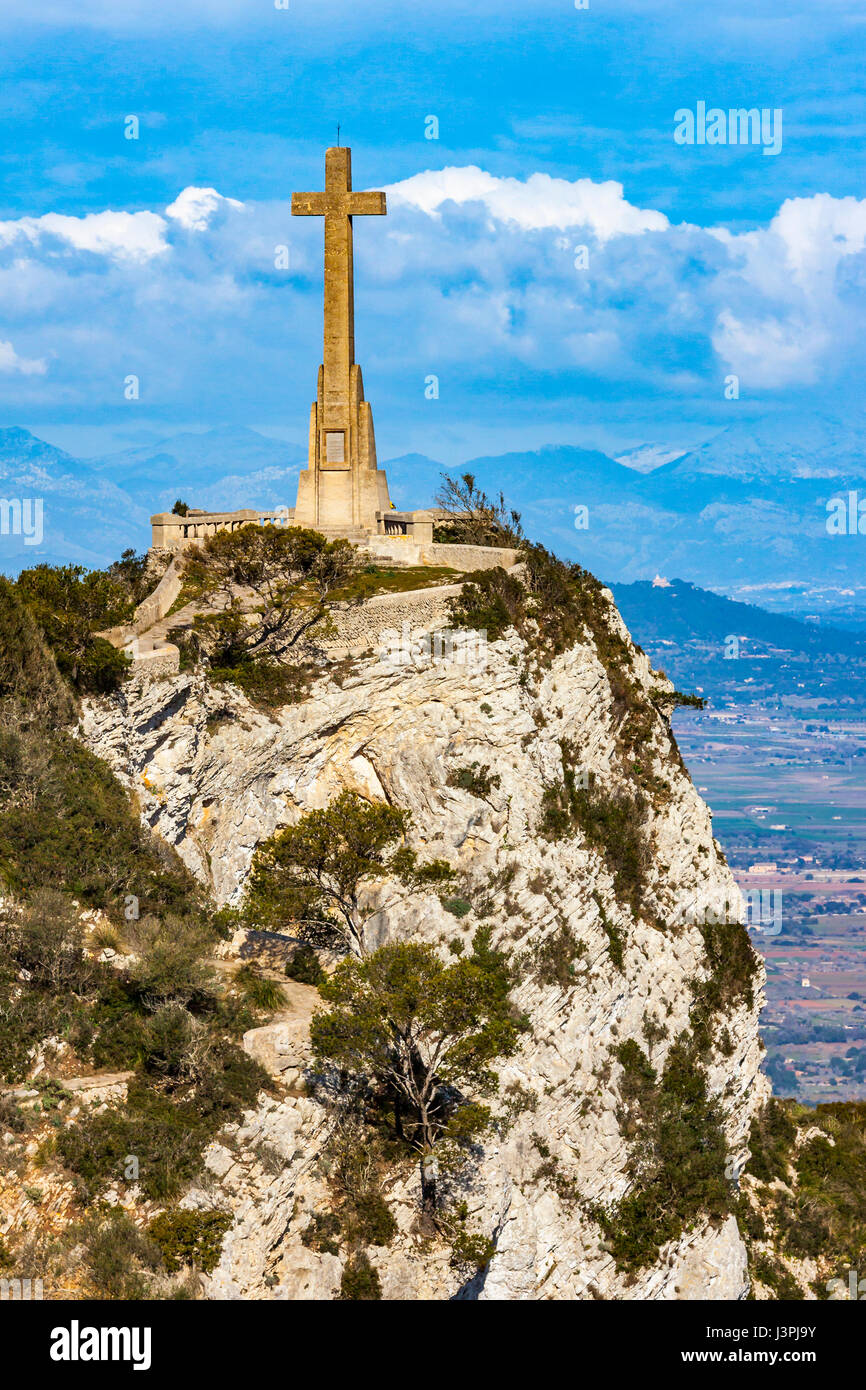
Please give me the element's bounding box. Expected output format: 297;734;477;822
422;541;519;570
126;642;180;681
320;582;463;658
99;556;184;650
129;556;184;635
360;537;519;571
151;508;295;551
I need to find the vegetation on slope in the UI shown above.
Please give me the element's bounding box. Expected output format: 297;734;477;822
600;1036;731;1272
12;551;156;694
0;577;268;1292
599;909;762;1274
739;1097;866;1299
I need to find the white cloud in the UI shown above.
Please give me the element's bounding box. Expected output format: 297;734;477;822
0;338;47;375
0;187;245;265
165;186;245;232
0;174;862;419
712;193;866;293
712;310;829;388
707;192;866;382
0;209;169;263
386;166;669;241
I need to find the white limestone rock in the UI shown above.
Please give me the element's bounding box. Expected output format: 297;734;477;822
81;594;767;1302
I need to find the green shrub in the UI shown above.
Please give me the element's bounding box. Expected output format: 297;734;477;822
147;1208;233;1274
448;567;526;643
79;1208;163;1300
447;763;502;798
284;945;324;987
57;1047;268;1202
747;1099;797;1184
339;1251;382;1301
207;659;313;710
533;924;586;988
346;1190;397;1247
234;964;285;1013
0;576;75;725
440;897;472;918
602;917;626;971
600;1036;731;1271
697;918;760;1015
15;562;136;695
540;749;650;921
450;1228;496;1271
753;1252;803;1301
302;1211;342;1255
0;725;207;919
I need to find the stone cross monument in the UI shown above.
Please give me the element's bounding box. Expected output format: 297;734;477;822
291;146;394;535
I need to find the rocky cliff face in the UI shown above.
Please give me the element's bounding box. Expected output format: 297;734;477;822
81;586;767;1300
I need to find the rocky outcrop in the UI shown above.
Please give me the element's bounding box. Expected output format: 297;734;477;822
81;585;767;1301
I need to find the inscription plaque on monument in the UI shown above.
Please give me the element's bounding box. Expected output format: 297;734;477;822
324;431;346;466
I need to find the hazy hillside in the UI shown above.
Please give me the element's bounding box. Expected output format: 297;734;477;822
611;578;866;708
0;427;146;570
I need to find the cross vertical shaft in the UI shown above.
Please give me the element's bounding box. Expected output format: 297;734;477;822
292;147;386;487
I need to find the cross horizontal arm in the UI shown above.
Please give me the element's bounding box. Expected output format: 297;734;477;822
292;193;328;216
346;191;387;216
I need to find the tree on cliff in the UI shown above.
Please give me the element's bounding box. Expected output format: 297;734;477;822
311;930;523;1210
182;523;358;664
434;471;523;547
244;791;454;957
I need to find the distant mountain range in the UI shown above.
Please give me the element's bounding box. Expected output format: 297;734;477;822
1;410;864;622
85;426;308;515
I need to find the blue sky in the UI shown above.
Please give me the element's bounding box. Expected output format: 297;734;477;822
0;0;863;462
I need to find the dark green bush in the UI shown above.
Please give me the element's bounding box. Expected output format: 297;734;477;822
57;1048;268;1202
15;562;136;695
147;1208;232;1274
234;963;285;1013
448;566;526;643
753;1251;803;1301
284;945;325;987
339;1251;382;1301
447;763;502;798
346;1190;397;1247
540;749;650;921
78;1208;163;1300
600;1036;731;1271
746;1099;797;1184
302;1211;342;1255
533;924;586;988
